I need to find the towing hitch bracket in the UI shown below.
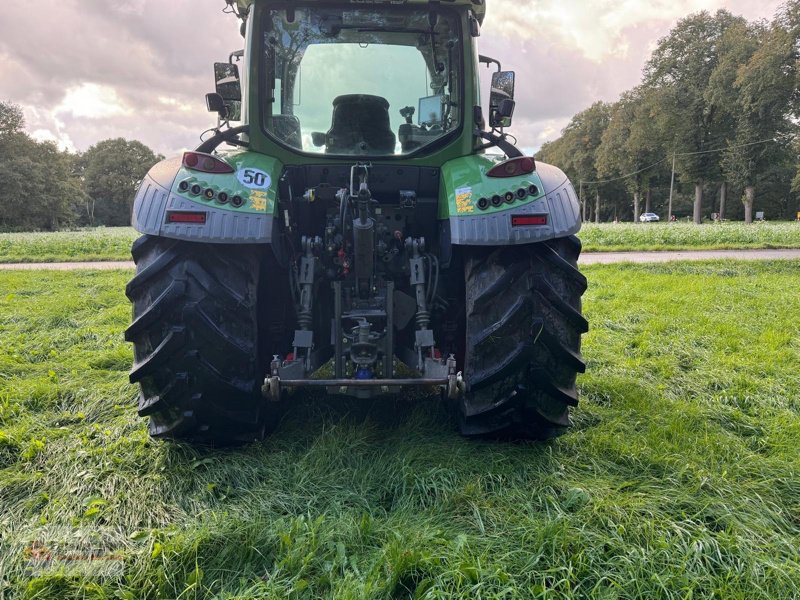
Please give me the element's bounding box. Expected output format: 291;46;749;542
261;356;464;401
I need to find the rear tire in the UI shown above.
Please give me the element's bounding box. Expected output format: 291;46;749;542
459;236;588;440
125;235;278;444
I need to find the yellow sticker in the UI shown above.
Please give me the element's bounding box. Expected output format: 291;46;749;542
455;187;474;214
249;190;268;211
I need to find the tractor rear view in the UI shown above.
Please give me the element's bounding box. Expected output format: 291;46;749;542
125;0;587;444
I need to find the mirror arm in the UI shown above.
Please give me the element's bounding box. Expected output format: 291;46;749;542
474;128;523;158
478;55;502;72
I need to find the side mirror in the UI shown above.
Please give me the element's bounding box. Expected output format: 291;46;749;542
311;132;327;147
214;62;242;101
212;62;243;122
489;71;515;128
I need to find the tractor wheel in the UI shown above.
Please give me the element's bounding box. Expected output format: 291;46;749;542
459;236;588;440
124;235;277;444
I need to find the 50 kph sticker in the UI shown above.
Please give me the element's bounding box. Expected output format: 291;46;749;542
237;168;271;190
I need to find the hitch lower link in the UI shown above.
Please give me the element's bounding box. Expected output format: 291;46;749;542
261;356;465;402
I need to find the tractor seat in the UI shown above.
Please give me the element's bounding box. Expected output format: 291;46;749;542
324;94;396;155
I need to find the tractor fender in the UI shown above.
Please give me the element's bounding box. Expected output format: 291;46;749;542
442;158;581;246
537;161;582;237
131;153;278;244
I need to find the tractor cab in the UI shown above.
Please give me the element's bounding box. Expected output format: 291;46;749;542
208;0;521;163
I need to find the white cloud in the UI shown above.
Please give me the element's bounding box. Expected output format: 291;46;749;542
55;83;132;120
30;128;76;153
157;97;197;113
486;0;782;62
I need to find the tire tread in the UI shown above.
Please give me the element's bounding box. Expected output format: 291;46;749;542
459;235;587;439
127;235;274;444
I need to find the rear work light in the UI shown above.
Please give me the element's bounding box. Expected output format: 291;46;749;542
511;215;548;227
167;211;207;224
486;156;536;178
182;152;234;174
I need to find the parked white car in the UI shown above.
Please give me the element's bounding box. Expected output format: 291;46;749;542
639;213;660;222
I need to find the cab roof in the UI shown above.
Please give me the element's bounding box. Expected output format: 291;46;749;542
236;0;487;24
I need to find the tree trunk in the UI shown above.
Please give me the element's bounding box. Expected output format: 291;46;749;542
633;192;640;223
645;189;652;213
693;182;703;225
719;182;726;221
595;191;601;224
744;186;755;224
582;187;588;222
86;199;95;226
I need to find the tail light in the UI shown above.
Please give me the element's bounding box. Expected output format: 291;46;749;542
167;211;207;224
511;215;548;227
486;156;536;178
182;152;234;174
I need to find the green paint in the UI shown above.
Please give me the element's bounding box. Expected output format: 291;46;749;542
439;154;546;218
170;149;283;216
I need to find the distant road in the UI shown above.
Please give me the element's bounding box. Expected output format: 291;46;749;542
1;249;799;271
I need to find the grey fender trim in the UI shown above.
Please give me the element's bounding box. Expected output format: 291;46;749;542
132;161;274;244
448;161;582;246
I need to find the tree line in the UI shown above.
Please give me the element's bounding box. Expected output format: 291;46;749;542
536;2;800;223
0;101;163;231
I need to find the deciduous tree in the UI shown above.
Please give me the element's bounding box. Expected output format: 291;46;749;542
77;139;163;227
644;10;746;223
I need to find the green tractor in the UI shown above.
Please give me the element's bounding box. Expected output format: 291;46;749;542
125;0;587;443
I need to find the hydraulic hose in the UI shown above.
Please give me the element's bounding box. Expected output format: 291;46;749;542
474;128;523;158
196;125;250;154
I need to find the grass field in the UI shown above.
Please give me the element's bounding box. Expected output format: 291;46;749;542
1;262;799;598
0;229;137;263
1;222;800;263
580;221;800;252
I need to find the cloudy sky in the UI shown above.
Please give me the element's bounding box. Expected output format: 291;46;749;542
0;0;783;157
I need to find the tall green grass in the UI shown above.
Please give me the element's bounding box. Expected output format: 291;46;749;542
580;221;800;251
0;229;137;263
0;262;799;598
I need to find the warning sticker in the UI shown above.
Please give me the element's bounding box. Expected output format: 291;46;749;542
249;190;268;211
455;187;474;214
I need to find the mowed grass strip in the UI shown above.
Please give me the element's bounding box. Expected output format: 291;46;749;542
581;221;800;252
0;229;137;263
0;262;799;598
